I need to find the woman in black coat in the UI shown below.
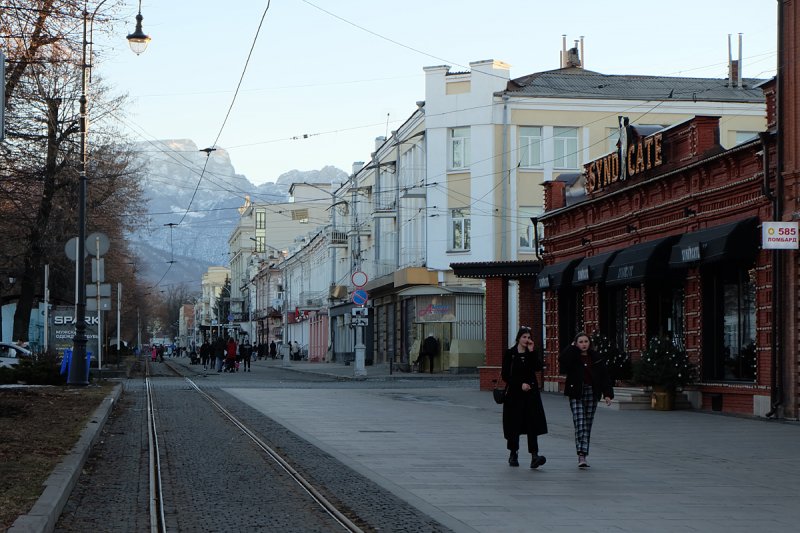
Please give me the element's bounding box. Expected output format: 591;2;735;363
501;327;548;468
558;332;614;468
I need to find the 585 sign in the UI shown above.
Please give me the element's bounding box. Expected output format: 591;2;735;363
763;221;799;250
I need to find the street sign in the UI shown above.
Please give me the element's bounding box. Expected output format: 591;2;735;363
86;232;110;257
351;271;368;287
86;283;111;297
352;289;368;306
87;298;111;311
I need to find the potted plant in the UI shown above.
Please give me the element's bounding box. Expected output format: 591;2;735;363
589;332;631;385
633;336;697;410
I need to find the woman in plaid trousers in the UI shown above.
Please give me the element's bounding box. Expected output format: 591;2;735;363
559;332;614;468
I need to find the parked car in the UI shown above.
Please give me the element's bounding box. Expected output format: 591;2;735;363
0;342;33;368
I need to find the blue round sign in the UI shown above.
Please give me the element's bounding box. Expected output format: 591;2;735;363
352;289;368;306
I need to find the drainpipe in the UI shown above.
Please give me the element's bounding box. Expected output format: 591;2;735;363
766;0;785;418
501;95;510;260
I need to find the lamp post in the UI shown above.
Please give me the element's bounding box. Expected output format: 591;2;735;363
68;1;150;385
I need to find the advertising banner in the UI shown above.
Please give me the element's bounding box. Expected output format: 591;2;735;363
50;305;99;355
762;221;799;250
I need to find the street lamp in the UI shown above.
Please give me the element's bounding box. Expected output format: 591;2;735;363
68;1;151;385
126;0;151;55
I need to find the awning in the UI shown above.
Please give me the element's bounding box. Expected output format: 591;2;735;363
536;258;580;290
572;251;619;286
606;236;679;286
669;217;759;268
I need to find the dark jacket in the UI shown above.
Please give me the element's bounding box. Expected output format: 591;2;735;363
420;335;439;357
501;346;548;438
558;345;615;401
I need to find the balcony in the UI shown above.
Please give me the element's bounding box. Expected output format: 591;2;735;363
373;190;397;218
327;229;348;247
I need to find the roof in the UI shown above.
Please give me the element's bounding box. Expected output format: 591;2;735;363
503;67;766;103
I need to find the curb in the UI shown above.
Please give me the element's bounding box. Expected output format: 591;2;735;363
9;383;123;533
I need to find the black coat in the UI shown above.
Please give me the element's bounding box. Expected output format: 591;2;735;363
558;345;615;401
501;346;548;438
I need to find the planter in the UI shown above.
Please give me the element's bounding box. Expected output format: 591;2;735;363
651;388;675;411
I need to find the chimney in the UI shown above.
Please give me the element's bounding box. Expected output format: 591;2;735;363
352;161;364;175
374;136;386;151
728;33;744;88
560;36;583;68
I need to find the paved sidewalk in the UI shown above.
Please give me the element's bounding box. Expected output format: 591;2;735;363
207;358;800;533
255;356;479;381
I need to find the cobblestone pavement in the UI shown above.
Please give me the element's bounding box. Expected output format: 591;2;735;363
56;361;453;532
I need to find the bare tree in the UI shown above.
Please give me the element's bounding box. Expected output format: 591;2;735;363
1;1;146;343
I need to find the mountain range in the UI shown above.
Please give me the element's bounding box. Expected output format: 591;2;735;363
131;139;348;291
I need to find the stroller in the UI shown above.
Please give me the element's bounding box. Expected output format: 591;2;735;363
224;354;237;372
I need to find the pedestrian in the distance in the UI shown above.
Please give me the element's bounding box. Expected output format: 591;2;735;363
416;334;439;373
200;339;211;370
502;326;548;469
269;340;277;359
558;332;614;468
240;339;252;372
226;337;238;371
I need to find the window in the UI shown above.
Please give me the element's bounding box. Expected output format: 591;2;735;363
518;206;543;250
553;127;579;169
253;235;266;253
607;127;620;153
255;209;266;230
702;263;757;382
519;127;542;167
449;208;470;251
291;208;309;223
449;127;470;170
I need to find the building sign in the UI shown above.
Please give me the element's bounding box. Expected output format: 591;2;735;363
50;306;99;353
762;221;799;249
585;116;664;194
416;295;456;323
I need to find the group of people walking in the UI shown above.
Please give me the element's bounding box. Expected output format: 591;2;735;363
195;337;281;372
501;328;614;469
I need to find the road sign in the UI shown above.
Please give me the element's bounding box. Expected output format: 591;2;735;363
352;289;368;306
86;232;110;257
86;283;111;297
87;298;111;311
351;271;368;287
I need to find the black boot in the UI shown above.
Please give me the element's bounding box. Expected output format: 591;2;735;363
508;451;519;467
530;454;547;469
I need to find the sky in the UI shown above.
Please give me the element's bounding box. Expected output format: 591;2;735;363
97;0;778;186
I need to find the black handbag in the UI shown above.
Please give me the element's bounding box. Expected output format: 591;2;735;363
493;385;508;404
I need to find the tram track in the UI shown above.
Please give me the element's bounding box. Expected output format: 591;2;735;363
145;358;364;533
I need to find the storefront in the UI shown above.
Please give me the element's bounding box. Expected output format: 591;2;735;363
537;112;778;416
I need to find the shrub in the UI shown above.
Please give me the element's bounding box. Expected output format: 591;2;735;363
633;336;697;391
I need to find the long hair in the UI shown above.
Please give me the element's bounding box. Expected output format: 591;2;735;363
513;326;532;348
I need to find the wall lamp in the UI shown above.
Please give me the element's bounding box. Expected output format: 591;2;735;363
581;237;591;246
684;207;697;217
626;224;637;233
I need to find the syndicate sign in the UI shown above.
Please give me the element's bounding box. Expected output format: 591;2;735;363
585;116;664;194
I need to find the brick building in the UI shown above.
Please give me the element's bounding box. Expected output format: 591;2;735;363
462;2;798;419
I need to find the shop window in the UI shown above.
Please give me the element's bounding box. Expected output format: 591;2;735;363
646;279;685;350
602;287;628;354
702;264;757;381
557;288;578;352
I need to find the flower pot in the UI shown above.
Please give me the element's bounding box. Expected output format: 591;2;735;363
651;389;674;411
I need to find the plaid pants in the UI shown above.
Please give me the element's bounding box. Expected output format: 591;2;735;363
569;384;598;456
